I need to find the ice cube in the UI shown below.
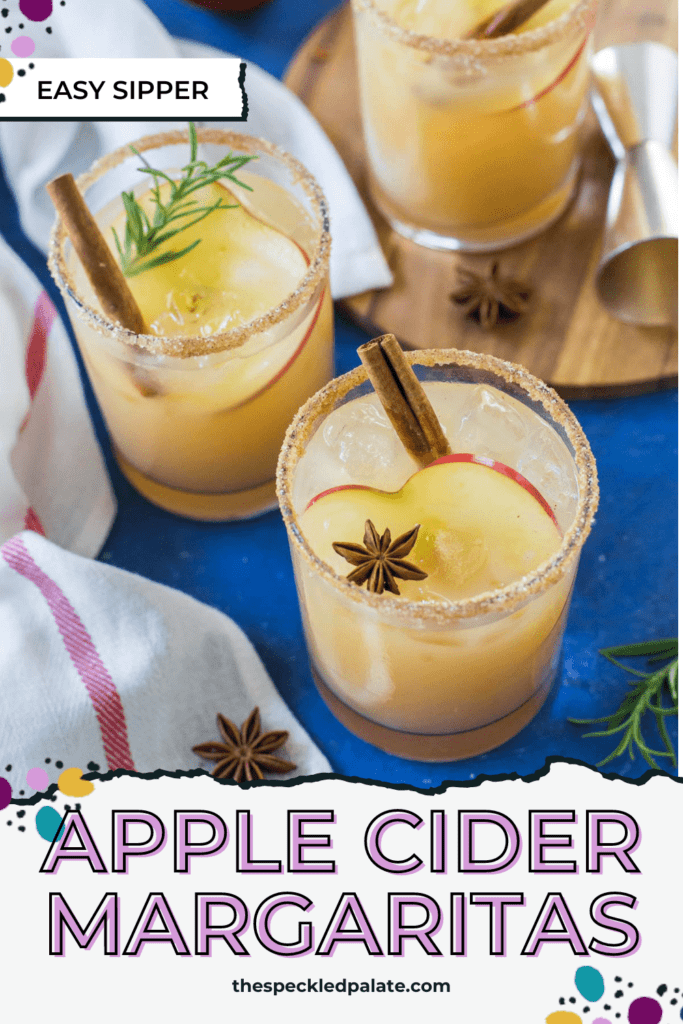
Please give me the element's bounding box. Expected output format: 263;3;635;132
454;385;527;464
322;400;405;483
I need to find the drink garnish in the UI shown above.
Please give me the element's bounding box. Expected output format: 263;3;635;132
569;638;678;771
192;707;296;782
113;122;256;278
357;335;451;467
466;0;552;39
450;261;531;330
333;520;428;595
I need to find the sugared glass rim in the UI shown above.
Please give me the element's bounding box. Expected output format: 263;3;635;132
277;348;599;624
48;128;331;359
351;0;596;60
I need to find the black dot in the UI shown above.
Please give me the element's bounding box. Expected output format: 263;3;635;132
18;22;23;27
0;94;5;102
559;999;565;1005
18;68;25;75
604;1006;611;1011
615;977;622;982
675;989;680;994
615;990;624;999
29;62;34;68
18;826;25;832
1;8;8;16
627;983;633;989
584;1008;590;1014
45;758;51;764
6;820;11;825
616;1015;621;1019
64;804;71;811
55;761;63;769
569;998;576;1004
658;986;668;997
4;26;11;33
75;803;81;811
671;1000;678;1006
4;764;11;771
46;26;51;32
50;794;57;802
87;762;100;772
17;810;25;818
19;790;24;796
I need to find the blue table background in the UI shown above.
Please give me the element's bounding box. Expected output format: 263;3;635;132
0;0;677;785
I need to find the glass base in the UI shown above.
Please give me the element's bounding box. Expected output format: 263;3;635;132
115;450;277;521
369;162;579;253
311;664;556;762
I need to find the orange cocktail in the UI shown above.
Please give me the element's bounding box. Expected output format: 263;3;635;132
352;0;597;250
50;129;333;520
278;350;598;760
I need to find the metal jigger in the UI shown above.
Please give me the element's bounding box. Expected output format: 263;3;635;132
591;43;678;326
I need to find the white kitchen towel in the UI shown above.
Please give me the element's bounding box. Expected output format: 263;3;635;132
0;530;331;781
0;0;393;300
0;232;116;555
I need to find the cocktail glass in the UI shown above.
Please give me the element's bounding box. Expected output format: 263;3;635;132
49;128;333;520
277;349;598;760
352;0;597;250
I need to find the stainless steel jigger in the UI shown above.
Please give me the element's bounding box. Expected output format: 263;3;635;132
591;43;678;327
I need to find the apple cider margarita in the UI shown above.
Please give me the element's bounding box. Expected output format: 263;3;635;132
278;345;598;760
49;128;333;520
352;0;597;250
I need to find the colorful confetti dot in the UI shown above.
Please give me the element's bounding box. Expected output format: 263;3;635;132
57;767;94;797
19;0;52;19
593;1019;612;1024
35;806;64;841
0;777;11;810
628;998;662;1024
547;1014;583;1024
0;57;13;87
26;767;49;790
11;35;35;56
576;968;606;1003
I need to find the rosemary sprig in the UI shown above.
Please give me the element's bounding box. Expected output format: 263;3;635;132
112;122;255;278
569;639;678;771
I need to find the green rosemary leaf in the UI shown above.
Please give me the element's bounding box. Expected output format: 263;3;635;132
569;638;678;771
113;122;256;278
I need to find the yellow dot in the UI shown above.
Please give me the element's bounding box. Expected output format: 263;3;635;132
0;59;14;88
546;1013;583;1024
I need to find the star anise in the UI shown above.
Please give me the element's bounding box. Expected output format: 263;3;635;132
450;261;531;330
332;520;428;596
192;707;296;782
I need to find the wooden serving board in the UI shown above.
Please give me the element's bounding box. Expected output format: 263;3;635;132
284;1;677;398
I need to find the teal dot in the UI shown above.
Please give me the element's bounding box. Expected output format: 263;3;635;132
575;966;605;1002
36;806;64;841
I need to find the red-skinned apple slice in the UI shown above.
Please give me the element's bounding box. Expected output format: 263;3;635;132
302;454;562;601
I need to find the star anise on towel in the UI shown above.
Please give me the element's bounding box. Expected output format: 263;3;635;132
192;707;296;782
450;261;531;330
332;520;428;596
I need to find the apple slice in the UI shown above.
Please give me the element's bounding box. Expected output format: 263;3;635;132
301;453;561;602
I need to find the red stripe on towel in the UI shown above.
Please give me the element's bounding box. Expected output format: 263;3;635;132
25;291;56;399
1;536;135;772
23;507;46;535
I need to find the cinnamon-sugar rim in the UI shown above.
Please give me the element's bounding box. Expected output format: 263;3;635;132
276;348;599;624
351;0;596;59
48;128;331;359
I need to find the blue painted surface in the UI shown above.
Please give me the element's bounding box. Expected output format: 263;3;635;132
0;0;677;785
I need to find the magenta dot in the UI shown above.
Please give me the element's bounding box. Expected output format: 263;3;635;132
19;0;52;21
592;1019;612;1024
26;767;49;791
628;998;662;1024
0;777;12;810
11;36;36;56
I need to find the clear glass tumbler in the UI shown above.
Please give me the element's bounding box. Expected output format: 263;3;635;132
49;128;333;521
352;0;597;250
277;349;598;761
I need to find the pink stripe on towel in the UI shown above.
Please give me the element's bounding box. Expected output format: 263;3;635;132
1;536;135;772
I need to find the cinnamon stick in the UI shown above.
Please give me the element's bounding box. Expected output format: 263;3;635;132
46;173;146;335
357;335;451;468
466;0;550;39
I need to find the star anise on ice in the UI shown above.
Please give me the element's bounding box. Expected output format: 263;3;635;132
192;707;296;782
450;261;531;330
332;520;428;596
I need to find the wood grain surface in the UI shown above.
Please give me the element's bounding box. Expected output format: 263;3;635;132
284;1;677;397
